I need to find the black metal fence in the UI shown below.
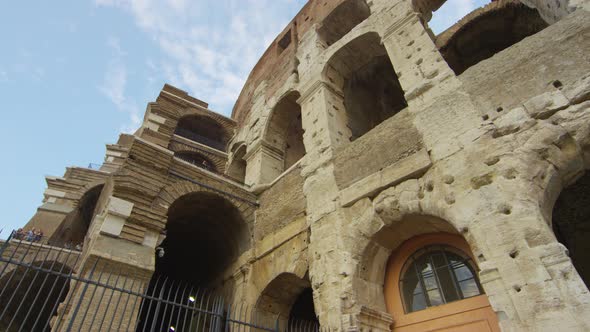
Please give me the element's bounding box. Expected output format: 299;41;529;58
0;231;323;331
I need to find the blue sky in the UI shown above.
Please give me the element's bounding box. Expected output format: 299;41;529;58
0;0;487;237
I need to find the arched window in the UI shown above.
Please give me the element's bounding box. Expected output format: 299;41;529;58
400;245;483;313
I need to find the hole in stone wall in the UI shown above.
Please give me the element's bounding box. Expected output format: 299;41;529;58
317;0;370;46
553;80;563;89
278;29;292;53
552;172;590;287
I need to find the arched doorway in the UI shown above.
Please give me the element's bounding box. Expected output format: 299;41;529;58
385;233;499;332
325;32;407;141
137;191;250;330
50;184;104;247
0;261;72;331
256;273;319;329
552;172;590;288
266;92;306;174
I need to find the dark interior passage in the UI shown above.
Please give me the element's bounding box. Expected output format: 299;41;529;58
553;172;590;288
288;287;318;325
155;192;249;285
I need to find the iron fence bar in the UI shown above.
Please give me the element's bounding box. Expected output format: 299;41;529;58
171;282;188;332
134;275;160;331
148;278;168;332
0;237;37;300
181;286;195;330
113;276;136;332
94;270;122;331
37;251;81;331
105;274;130;332
0;237;46;322
224;304;231;332
0;230;15;255
158;280;177;332
74;260;108;332
5;243;60;330
64;257;100;332
23;246;75;332
124;278;145;332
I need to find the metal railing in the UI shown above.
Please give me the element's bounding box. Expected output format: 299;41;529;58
174;128;226;152
0;231;323;331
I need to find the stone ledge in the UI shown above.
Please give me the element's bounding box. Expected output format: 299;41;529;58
340;149;432;207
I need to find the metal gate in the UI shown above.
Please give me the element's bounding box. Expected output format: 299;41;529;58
0;232;322;332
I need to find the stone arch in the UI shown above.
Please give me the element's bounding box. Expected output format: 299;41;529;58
323;32;407;141
150;189;252;288
227;143;247;183
174;114;231;151
435;0;549;75
174;150;218;173
263;91;305;174
49;183;105;247
317;0;371;46
355;212;461;314
153;180;256;225
549;170;590;288
255;272;318;327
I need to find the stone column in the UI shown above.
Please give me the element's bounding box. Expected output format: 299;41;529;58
380;12;484;161
244;141;284;186
53;195;159;331
468;201;590;331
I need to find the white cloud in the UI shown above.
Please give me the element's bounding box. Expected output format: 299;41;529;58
99;38;141;133
95;0;305;116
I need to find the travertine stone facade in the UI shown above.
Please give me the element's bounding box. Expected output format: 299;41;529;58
10;0;590;331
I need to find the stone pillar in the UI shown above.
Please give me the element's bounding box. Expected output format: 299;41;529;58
380;12;484;161
298;80;351;175
53;195;159;331
468;203;590;331
244;141;284;186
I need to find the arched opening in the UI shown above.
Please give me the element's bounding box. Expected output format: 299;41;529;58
227;144;247;183
156;192;249;285
256;273;318;328
433;1;549;74
325;33;407;141
0;261;72;331
357;215;499;331
49;185;104;247
317;0;370;46
175;151;217;172
137;192;250;330
174;115;229;151
552;172;590;288
266;92;306;173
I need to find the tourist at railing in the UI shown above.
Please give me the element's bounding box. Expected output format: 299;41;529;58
9;229;83;251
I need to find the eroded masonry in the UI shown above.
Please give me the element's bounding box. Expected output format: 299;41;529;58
2;0;590;330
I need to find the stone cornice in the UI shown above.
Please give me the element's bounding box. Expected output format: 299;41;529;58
382;13;420;41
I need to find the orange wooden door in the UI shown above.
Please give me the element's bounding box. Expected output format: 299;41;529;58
384;233;500;332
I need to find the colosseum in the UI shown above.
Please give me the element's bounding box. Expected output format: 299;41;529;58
1;0;590;331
